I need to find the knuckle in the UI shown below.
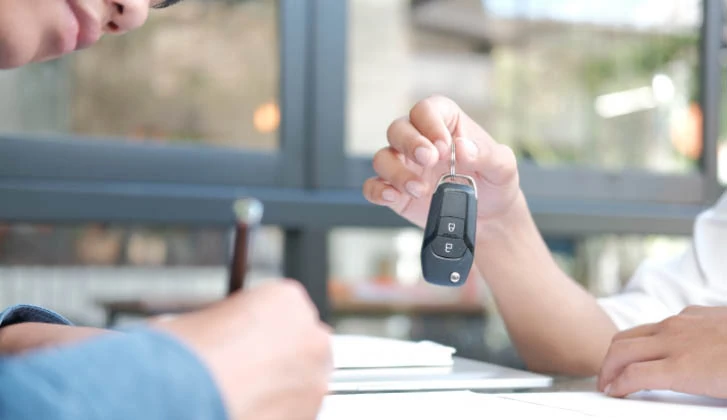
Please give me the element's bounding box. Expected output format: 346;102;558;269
680;305;703;315
386;117;406;141
668;353;688;373
620;363;641;383
498;145;517;168
409;100;429;122
660;315;684;332
277;280;309;303
492;145;518;183
410;95;443;119
611;330;626;343
598;359;614;382
501;149;518;176
603;340;630;365
608;338;629;354
502;144;517;165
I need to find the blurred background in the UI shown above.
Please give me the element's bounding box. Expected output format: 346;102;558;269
0;0;725;369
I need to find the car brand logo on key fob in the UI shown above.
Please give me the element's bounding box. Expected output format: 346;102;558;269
421;140;477;287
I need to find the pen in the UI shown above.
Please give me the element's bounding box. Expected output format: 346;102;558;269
228;198;264;295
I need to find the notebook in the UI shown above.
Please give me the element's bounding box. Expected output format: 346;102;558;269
332;334;456;369
329;334;552;393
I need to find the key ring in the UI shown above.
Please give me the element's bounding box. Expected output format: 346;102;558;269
450;139;456;177
437;139;478;199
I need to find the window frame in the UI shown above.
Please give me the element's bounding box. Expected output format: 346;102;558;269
0;0;309;194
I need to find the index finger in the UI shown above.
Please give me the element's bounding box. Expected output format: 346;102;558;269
611;322;660;342
596;323;660;391
597;335;666;392
606;360;673;398
387;117;439;167
408;96;459;159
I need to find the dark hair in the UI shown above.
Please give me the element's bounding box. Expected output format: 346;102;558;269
153;0;184;9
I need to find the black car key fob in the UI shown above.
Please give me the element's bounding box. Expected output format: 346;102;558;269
421;143;477;287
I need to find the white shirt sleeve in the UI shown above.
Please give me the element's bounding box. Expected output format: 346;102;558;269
598;192;727;331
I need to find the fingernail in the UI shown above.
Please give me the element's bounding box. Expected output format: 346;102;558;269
405;181;424;198
604;384;612;396
414;147;433;166
382;188;399;202
458;137;478;159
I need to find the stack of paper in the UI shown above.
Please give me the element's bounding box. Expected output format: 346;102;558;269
332;334;456;369
504;391;727;419
318;391;592;420
318;390;727;420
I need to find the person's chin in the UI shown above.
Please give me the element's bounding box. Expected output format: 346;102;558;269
31;22;82;65
0;43;34;69
0;58;28;70
0;38;72;68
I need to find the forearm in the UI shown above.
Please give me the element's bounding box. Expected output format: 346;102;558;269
475;191;617;376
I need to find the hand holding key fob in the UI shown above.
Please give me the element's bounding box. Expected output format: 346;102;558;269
421;141;477;287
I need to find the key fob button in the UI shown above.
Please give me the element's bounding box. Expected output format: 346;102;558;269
431;237;467;259
440;191;467;218
437;217;464;239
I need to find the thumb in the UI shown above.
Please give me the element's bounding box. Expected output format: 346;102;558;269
454;136;518;187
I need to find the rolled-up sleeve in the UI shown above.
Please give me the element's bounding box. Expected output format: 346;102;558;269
598;192;727;330
0;328;228;420
0;304;72;328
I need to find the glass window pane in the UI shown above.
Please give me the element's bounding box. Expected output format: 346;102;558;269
719;67;727;186
328;227;490;360
0;223;283;326
0;0;279;151
720;138;726;186
328;227;689;367
347;0;701;174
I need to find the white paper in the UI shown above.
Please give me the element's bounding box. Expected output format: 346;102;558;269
318;391;596;420
332;334;455;369
318;390;727;419
502;391;727;419
330;366;452;380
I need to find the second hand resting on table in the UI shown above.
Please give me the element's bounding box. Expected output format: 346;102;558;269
598;306;727;399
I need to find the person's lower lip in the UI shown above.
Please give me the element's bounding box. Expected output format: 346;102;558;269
67;0;101;50
76;29;101;50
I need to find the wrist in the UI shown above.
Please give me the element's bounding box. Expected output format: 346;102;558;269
476;189;531;245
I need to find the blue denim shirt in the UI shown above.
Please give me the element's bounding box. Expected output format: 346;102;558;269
0;304;228;420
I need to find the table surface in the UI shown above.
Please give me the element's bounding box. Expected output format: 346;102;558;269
98;294;488;320
541;376;598;392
